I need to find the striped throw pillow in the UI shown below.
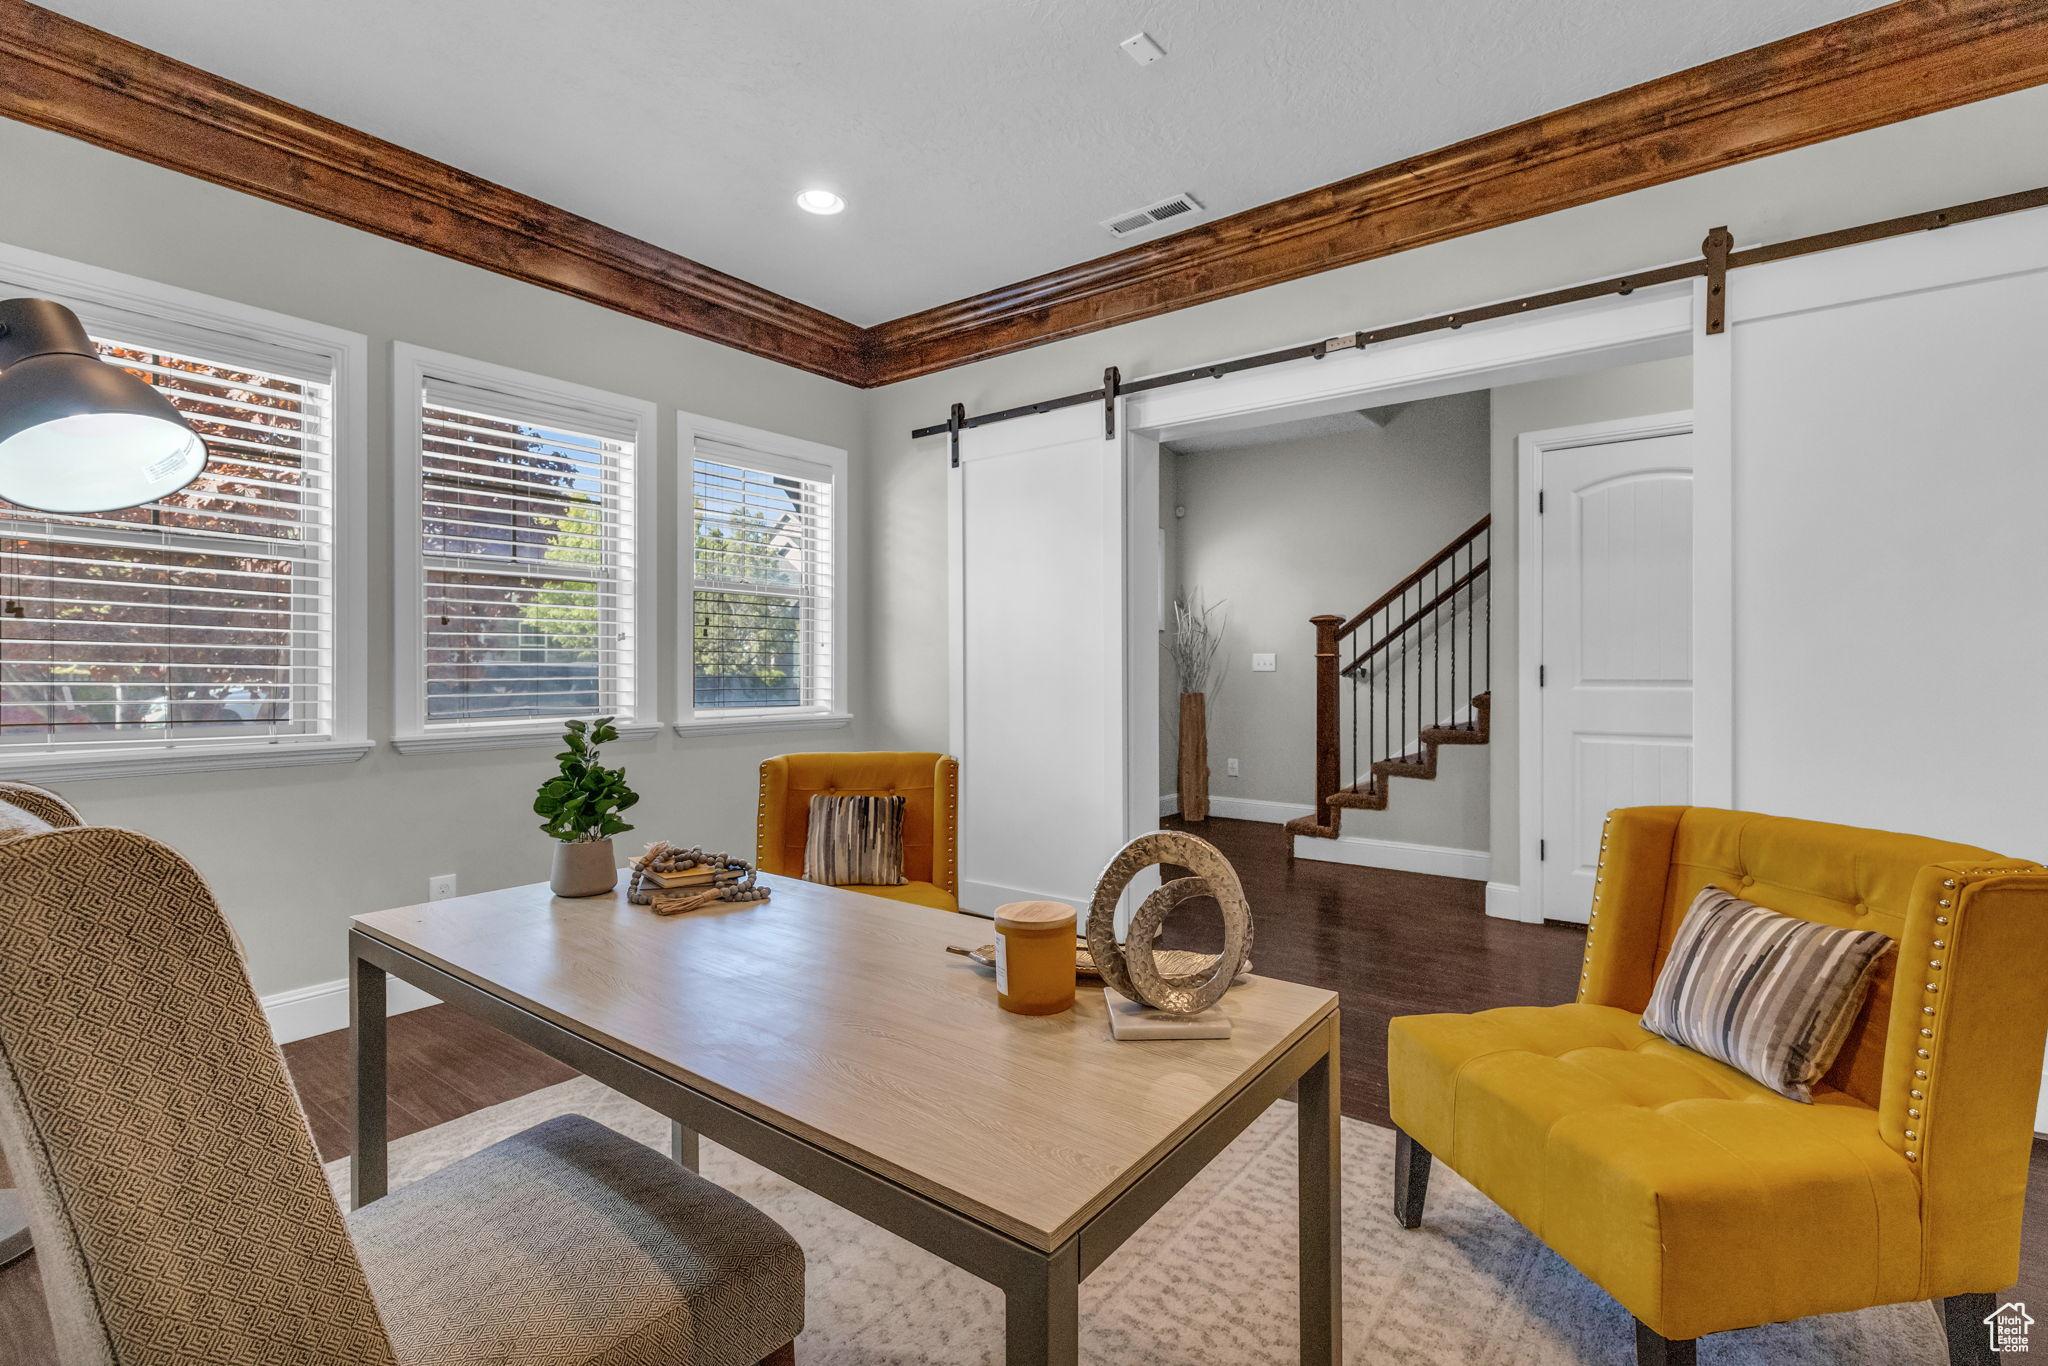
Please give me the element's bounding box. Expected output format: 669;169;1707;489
1640;886;1894;1102
803;794;910;887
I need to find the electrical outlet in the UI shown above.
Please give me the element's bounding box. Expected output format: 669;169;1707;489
428;873;458;902
1226;758;1240;777
1251;652;1276;672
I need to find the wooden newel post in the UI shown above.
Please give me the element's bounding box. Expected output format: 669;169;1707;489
1310;614;1343;829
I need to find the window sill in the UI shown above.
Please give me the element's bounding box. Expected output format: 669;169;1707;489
391;721;660;755
1;739;374;783
672;712;851;738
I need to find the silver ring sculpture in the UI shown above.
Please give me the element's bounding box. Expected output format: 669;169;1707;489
1086;830;1253;1016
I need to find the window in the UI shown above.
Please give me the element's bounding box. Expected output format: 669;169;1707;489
393;346;654;752
679;416;846;733
0;244;368;779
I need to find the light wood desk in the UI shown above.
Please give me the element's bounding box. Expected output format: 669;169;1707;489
350;873;1341;1365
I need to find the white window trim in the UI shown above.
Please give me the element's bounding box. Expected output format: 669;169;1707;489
390;344;657;754
0;240;370;782
677;412;849;736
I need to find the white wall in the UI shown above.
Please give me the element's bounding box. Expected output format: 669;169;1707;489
1486;357;1694;887
864;84;2048;769
1164;392;1491;849
0;119;871;1011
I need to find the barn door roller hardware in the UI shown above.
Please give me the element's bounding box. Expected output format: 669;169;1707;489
914;183;2048;444
1701;226;1733;335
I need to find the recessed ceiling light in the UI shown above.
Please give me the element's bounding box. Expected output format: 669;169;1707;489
795;189;845;216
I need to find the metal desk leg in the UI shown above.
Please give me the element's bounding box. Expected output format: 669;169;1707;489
1004;1238;1080;1366
1297;1025;1342;1364
349;943;388;1209
670;1120;700;1172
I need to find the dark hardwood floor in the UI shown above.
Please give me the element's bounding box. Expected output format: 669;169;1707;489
2;813;2042;1359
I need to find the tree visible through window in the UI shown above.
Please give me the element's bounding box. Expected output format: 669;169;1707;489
418;401;631;726
0;340;333;751
690;455;833;712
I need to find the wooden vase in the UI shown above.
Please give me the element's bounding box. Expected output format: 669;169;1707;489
1178;691;1210;822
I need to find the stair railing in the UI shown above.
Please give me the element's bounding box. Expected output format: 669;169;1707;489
1301;515;1491;833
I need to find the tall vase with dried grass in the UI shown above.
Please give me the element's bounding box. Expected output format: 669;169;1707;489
1169;592;1226;822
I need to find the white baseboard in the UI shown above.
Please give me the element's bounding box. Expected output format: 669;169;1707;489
260;975;439;1045
1484;881;1532;923
1293;833;1489;881
958;877;1092;919
1157;793;1315;825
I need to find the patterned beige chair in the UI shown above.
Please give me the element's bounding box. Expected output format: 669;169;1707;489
0;825;804;1365
0;780;81;831
0;780;79;1268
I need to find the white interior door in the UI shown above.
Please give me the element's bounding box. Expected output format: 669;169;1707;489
951;406;1139;914
1539;430;1694;922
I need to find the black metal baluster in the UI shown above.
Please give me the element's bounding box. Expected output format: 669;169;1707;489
1466;538;1475;712
1397;586;1407;767
1350;662;1358;795
1365;615;1375;791
1432;559;1441;733
1448;546;1458;732
1484;525;1492;696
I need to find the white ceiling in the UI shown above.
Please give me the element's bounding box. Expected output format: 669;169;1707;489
44;0;1874;324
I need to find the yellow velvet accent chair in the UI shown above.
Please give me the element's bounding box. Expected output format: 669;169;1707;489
1388;806;2048;1366
756;752;959;911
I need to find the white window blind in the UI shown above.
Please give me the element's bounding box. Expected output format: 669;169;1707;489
414;374;639;730
0;337;336;755
688;438;836;714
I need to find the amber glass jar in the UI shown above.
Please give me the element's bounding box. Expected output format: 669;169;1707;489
993;901;1077;1016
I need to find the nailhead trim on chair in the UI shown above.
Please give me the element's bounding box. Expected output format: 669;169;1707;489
1896;866;2033;1163
1577;814;1615;999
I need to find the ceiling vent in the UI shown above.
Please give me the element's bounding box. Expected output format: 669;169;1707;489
1101;192;1204;239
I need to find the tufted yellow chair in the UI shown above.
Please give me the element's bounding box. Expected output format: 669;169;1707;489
756;752;959;911
1388;806;2048;1366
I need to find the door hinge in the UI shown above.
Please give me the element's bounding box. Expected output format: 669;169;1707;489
1539;839;1546;861
1537;490;1544;514
1538;664;1546;687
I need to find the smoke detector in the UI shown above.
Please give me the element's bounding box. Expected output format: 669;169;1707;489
1100;191;1204;239
1120;32;1166;66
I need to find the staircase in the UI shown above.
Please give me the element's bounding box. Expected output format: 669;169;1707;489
1285;515;1492;841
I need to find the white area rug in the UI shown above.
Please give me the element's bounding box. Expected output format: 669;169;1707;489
326;1078;1944;1364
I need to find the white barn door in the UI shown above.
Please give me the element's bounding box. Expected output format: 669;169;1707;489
1703;205;2048;857
1700;205;2048;1123
950;406;1150;914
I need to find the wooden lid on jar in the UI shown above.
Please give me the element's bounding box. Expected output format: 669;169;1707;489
994;900;1076;929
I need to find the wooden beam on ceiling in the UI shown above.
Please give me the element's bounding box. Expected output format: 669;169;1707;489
864;0;2048;385
1;0;2044;391
0;0;871;385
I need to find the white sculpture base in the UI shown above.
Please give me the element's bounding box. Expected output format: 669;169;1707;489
1105;991;1233;1040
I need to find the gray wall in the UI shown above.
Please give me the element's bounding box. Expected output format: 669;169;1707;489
1485;357;1694;887
0;119;871;1002
1162;393;1491;852
862;84;2048;764
5;76;2046;994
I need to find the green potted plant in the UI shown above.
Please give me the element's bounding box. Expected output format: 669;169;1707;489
533;716;639;896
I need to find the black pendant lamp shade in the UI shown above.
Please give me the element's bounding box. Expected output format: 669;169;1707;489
0;297;207;513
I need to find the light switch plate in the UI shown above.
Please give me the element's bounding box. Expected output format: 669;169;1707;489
1251;652;1276;672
